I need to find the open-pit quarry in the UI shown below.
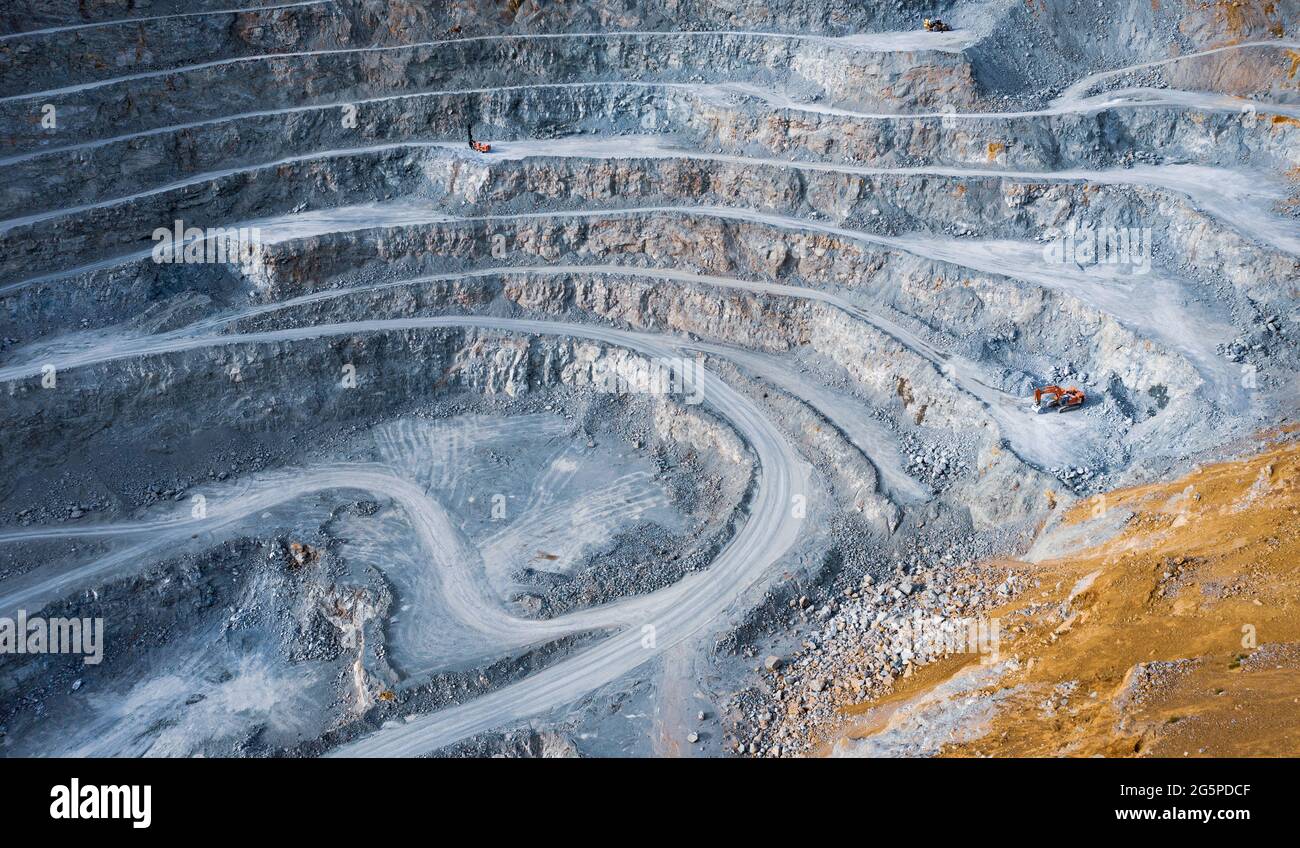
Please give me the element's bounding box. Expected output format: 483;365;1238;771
0;0;1297;760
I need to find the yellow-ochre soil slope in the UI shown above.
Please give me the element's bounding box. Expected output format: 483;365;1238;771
830;431;1300;757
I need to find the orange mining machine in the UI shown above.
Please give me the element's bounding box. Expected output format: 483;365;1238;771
467;122;491;153
1034;384;1086;413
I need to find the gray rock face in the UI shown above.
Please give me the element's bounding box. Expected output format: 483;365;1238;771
0;0;1295;757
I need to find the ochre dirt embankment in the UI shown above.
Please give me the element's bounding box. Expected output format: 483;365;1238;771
829;430;1300;757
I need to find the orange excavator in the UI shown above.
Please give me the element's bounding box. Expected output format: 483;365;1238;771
467;122;491;153
1034;384;1086;413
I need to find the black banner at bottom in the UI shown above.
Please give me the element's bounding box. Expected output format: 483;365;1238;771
0;757;1286;834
